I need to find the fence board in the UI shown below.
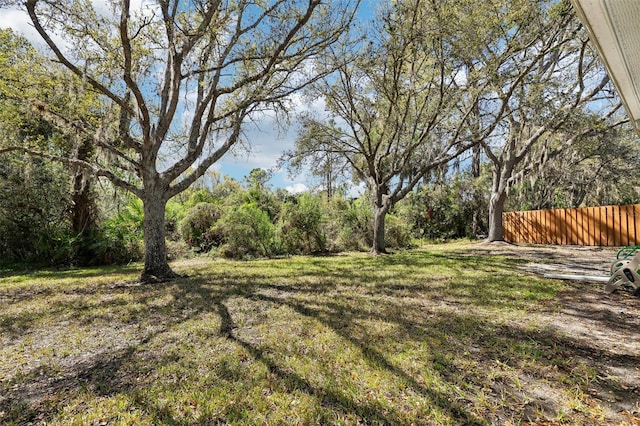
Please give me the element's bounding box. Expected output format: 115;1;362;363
600;206;613;246
571;208;579;245
504;212;514;242
576;208;583;245
590;207;595;246
613;205;621;246
588;206;597;246
632;205;640;245
551;209;556;243
621;205;630;246
503;203;640;246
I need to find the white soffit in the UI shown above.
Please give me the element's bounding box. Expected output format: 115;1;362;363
571;0;640;132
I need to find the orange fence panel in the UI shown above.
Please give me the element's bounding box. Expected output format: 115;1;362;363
502;203;640;246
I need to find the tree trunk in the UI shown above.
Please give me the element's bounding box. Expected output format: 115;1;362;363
470;144;483;237
69;138;99;265
71;175;94;235
487;191;507;242
70;170;96;264
140;192;177;282
372;205;388;254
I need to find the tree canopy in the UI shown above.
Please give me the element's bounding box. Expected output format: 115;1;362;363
288;0;502;253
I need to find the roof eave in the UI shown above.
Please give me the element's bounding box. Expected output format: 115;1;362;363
570;0;640;133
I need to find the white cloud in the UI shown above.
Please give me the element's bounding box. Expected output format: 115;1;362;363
0;7;57;51
0;8;30;33
285;182;308;194
227;91;329;169
346;181;366;198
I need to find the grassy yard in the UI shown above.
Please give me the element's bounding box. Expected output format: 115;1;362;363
0;242;637;425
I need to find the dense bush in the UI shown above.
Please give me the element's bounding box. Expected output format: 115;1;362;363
384;213;413;249
0;155;74;264
165;199;189;240
397;175;487;241
89;197;144;265
321;195;372;252
215;203;277;259
277;193;326;254
339;196;374;250
180;202;222;252
0;161;492;266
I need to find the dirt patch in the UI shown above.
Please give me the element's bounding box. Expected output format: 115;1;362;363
471;241;618;275
468;241;640;421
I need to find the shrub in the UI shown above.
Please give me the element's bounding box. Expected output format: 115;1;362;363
397;175;486;241
0;156;74;264
215;203;276;259
277;193;326;254
384;213;413;249
165;199;189;240
89;197;144;265
339;197;373;251
180;202;222;252
317;195;372;252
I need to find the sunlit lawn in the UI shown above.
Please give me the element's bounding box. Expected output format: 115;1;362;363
0;242;628;425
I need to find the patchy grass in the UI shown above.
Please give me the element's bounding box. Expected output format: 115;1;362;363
0;242;638;425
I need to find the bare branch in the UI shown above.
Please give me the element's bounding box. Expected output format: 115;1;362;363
0;146;142;196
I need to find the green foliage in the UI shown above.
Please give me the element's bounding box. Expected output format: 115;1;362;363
0;154;73;264
383;213;413;249
210;177;244;202
183;188;216;208
89;197;144;265
180;202;223;252
0;28;107;266
398;174;488;241
277;193;327;254
243;168;281;221
321;195;373;252
165;199;189;240
215;203;277;259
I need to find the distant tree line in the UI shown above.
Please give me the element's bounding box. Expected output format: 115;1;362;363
3;149;639;267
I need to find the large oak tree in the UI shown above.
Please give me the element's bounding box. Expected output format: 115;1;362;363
289;0;501;254
463;0;624;241
2;0;356;281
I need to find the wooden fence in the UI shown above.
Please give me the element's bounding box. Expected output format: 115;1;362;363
503;204;640;246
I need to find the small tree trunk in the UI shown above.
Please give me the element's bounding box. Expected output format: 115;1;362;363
470;144;483;237
70;139;94;235
70;138;98;264
140;192;176;282
487;191;507;242
71;176;93;235
372;205;387;254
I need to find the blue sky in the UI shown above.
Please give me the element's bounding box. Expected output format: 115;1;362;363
0;0;378;195
215;0;377;193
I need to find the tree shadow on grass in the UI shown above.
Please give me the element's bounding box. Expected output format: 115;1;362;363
238;292;487;425
3;251;637;425
0;277;200;424
214;298;400;425
247;286;639;423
